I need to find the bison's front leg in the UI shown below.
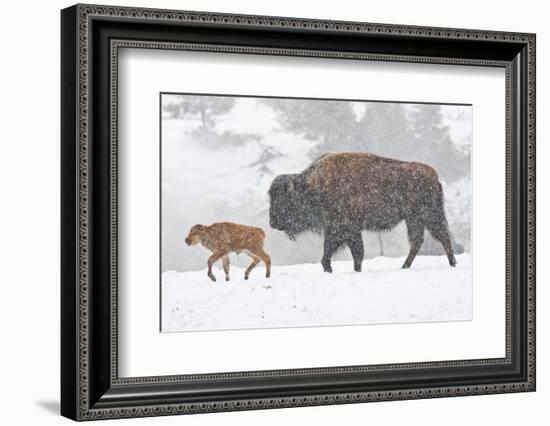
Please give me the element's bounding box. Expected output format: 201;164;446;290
207;251;224;282
346;230;364;272
402;219;424;269
321;227;344;273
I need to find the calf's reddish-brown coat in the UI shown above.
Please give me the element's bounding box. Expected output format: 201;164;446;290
185;222;271;282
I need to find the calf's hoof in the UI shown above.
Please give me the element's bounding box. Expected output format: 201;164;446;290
449;257;457;267
401;263;411;269
208;273;216;282
322;264;333;273
354;265;362;272
244;275;249;280
225;276;230;282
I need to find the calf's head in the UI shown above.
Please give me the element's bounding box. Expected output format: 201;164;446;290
185;224;206;246
268;174;319;240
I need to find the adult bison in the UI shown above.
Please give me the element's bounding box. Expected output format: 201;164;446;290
268;152;456;273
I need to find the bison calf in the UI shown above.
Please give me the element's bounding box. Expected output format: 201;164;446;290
185;222;271;282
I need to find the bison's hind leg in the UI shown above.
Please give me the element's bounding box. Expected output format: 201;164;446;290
426;222;457;267
222;255;230;281
321;227;347;273
244;248;271;279
244;256;260;280
402;219;425;269
257;248;271;278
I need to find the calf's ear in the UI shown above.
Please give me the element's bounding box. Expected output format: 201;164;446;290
190;224;205;234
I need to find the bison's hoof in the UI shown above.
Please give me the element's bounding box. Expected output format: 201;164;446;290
354;266;362;272
323;266;333;273
244;275;249;280
225;276;230;282
401;263;411;269
208;274;216;282
449;259;457;267
266;274;270;279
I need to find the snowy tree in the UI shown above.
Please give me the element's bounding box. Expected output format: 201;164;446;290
356;103;415;160
264;99;357;152
162;95;235;127
247;140;284;176
163;102;182;119
407;104;469;183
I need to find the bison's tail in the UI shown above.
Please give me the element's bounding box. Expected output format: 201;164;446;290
426;181;449;230
257;227;266;240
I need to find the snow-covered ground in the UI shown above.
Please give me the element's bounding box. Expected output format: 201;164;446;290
161;253;472;332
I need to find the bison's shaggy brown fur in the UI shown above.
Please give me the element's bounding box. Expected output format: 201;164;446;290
269;152;456;273
185;222;271;282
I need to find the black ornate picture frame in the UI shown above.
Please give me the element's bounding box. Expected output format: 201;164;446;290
61;3;536;421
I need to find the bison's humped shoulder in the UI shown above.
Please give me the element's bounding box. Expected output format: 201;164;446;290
399;161;440;181
305;152;402;190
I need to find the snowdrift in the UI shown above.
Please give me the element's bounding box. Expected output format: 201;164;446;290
162;253;471;332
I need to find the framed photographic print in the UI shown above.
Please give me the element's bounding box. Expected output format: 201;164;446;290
61;3;536;421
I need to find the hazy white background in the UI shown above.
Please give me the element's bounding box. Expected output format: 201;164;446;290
0;0;547;425
161;95;472;272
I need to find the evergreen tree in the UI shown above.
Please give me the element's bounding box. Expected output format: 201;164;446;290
264;99;357;153
407;105;468;183
162;96;235;127
356;103;414;159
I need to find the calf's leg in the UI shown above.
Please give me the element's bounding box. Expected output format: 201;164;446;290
255;248;271;278
207;251;224;282
244;256;260;280
222;255;230;281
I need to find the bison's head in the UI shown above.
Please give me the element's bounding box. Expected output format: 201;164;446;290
185;224;206;246
268;174;321;240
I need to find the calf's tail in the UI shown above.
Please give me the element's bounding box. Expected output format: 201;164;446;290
257;227;266;240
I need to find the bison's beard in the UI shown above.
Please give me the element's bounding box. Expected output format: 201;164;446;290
268;187;323;240
279;216;316;241
282;222;324;242
285;230;298;241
